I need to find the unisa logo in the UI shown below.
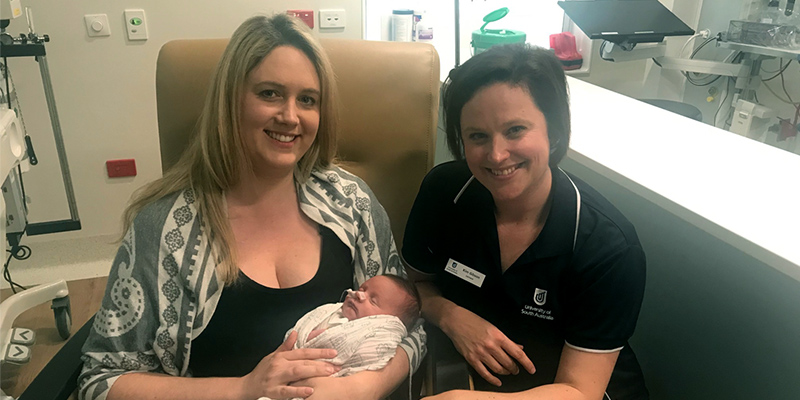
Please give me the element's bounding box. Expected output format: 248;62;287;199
533;288;547;306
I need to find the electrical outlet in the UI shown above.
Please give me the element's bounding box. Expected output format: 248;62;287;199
319;9;345;29
287;10;314;29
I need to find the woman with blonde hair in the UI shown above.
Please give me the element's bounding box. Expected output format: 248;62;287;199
79;14;424;400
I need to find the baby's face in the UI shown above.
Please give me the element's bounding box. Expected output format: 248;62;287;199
342;275;408;321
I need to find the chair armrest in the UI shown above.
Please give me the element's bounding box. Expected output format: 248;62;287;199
19;315;94;400
425;322;471;395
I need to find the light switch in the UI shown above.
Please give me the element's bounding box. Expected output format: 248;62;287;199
84;14;111;37
124;9;148;41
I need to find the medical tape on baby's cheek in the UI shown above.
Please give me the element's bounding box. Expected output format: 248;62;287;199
343;288;366;301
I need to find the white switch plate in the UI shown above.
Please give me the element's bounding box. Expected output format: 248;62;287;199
319;9;346;29
124;9;148;41
84;14;111;37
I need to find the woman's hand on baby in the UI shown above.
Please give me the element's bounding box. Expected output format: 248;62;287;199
238;331;340;399
442;307;535;387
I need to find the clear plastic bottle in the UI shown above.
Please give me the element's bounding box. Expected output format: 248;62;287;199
415;11;433;43
773;24;800;48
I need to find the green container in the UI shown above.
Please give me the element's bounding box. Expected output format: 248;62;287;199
471;7;527;54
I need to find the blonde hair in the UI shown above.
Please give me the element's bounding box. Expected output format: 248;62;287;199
121;14;339;285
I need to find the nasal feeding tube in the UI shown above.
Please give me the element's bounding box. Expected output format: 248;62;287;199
341;288;366;302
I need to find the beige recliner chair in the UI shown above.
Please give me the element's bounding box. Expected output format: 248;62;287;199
19;38;439;400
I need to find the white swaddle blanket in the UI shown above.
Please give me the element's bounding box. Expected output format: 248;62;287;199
258;302;407;400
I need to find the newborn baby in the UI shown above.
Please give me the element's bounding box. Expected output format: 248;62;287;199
258;274;421;400
307;274;421;340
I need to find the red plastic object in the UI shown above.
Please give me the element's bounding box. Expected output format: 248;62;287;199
287;10;314;29
106;159;137;178
549;32;583;70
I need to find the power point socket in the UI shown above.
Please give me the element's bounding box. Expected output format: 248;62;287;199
319;9;345;29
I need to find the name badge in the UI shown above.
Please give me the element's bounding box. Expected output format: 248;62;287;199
444;258;486;288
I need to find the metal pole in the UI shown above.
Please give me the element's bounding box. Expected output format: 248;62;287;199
454;0;460;68
36;55;80;222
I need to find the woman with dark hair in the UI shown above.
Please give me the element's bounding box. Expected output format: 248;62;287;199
79;14;424;400
404;44;649;399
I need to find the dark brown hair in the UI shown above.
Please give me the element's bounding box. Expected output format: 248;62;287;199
442;44;571;166
382;274;422;329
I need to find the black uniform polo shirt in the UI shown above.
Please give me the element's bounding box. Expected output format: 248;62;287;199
403;161;648;399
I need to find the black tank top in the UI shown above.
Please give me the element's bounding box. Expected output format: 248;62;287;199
188;225;353;377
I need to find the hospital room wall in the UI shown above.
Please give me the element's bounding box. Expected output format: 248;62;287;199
5;0;362;242
561;157;800;400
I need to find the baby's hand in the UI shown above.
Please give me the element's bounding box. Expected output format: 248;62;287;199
307;328;326;341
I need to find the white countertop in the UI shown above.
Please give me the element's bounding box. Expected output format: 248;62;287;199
566;77;800;281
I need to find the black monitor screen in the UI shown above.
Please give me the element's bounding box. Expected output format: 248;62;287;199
558;0;694;44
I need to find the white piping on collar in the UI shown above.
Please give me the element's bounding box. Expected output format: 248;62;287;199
453;175;475;204
558;167;581;252
453;169;581;252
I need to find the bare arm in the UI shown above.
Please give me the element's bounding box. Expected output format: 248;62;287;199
107;331;338;400
295;347;411;400
406;267;535;386
424;345;618;400
107;374;246;400
410;264;617;399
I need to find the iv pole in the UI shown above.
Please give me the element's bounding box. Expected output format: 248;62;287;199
0;7;81;239
0;7;74;375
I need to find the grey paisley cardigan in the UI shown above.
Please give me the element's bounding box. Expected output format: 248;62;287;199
78;166;427;400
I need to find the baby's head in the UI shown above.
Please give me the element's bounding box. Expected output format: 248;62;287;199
342;274;421;329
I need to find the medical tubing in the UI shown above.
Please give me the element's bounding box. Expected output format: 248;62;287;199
649;34;729;86
762;59;792;81
779;65;796;104
683;36;719;84
763;78;800;105
777;66;800;127
687;43;741;87
2;59;10;109
714;77;733;128
3;236;30;293
679;33;703;58
761;59;800;106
